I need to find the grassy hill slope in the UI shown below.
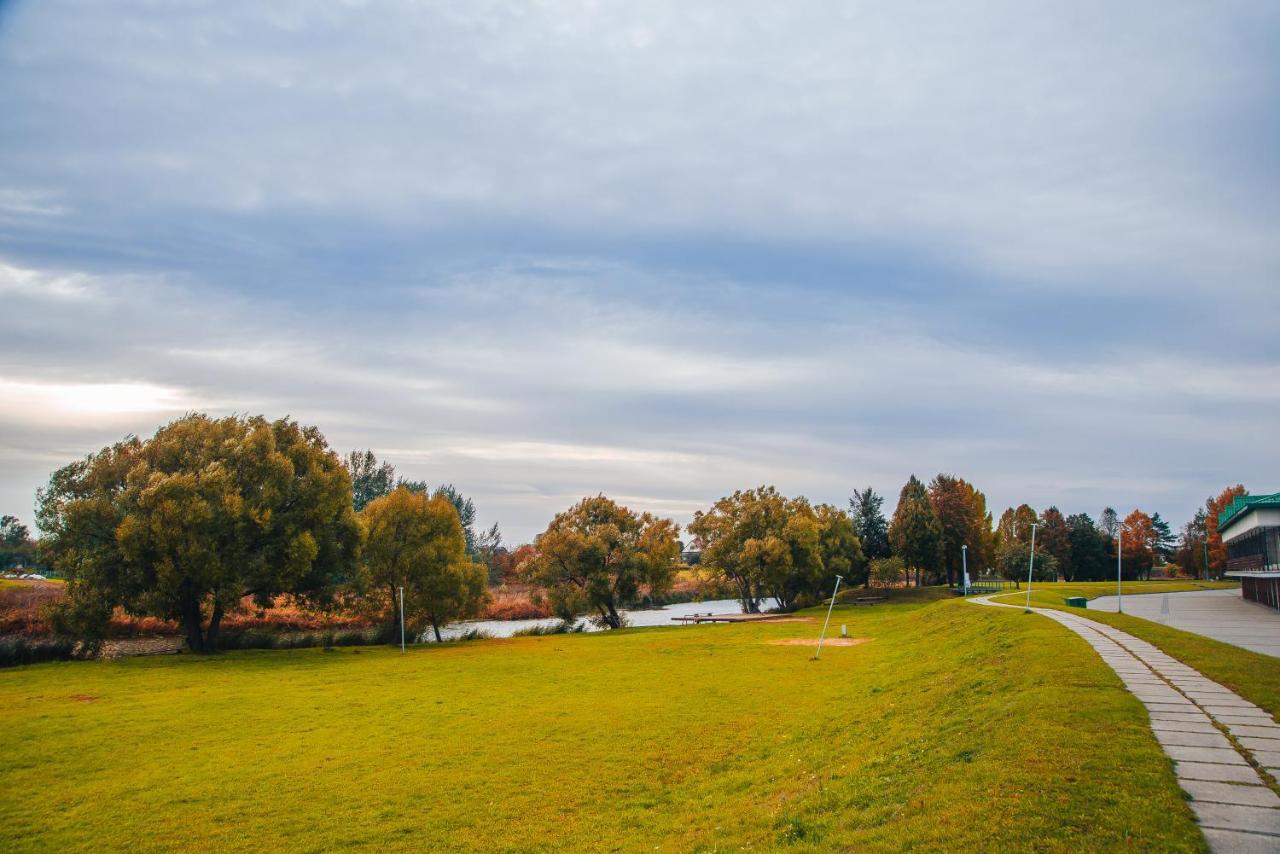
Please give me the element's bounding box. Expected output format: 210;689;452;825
0;593;1203;851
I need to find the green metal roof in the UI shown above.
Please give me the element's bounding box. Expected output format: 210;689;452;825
1218;492;1280;531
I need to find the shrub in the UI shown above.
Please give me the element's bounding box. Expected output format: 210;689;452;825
511;620;583;637
0;636;79;667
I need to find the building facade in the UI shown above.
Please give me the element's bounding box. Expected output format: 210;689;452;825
1219;492;1280;610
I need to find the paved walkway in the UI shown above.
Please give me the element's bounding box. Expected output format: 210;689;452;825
1088;588;1280;658
972;596;1280;852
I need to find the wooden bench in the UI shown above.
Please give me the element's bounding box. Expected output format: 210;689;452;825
852;596;886;606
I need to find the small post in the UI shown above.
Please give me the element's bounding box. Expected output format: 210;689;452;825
1202;538;1209;581
1117;531;1123;614
961;544;969;596
1024;523;1038;613
399;585;406;652
813;575;844;660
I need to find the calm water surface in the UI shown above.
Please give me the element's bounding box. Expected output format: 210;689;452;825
423;598;779;642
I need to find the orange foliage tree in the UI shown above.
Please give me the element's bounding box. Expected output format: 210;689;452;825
1205;484;1247;577
1121;509;1156;580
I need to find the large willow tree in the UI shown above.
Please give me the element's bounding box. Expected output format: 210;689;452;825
688;486;836;612
37;414;361;652
359;486;487;642
519;495;680;629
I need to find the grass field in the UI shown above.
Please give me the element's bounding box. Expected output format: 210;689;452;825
1;591;1206;852
990;580;1279;718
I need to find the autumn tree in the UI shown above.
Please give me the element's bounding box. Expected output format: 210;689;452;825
688;486;824;612
888;476;942;586
1205;485;1248;577
519;495;680;628
869;556;906;588
815;503;867;592
996;504;1037;549
1037;507;1071;581
1121;509;1157;580
38;414;362;653
849;487;890;562
928;474;991;586
1177;510;1209;580
359;486;487;642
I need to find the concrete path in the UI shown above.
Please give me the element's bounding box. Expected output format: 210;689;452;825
972;596;1280;852
1089;588;1280;658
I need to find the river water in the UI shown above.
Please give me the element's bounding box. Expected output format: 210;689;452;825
422;597;779;642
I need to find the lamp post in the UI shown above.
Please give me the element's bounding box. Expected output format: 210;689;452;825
1117;531;1123;614
961;545;969;595
399;586;406;653
1024;523;1039;613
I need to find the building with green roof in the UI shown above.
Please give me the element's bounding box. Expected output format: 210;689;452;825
1219;492;1280;610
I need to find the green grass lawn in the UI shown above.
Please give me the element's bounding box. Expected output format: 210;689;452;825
1;593;1205;852
990;581;1279;719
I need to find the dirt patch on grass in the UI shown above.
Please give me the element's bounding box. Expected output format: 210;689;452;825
70;695;98;703
767;637;870;647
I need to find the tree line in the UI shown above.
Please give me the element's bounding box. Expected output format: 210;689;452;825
26;413;1250;653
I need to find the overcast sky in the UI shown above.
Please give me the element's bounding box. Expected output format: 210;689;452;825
1;1;1277;544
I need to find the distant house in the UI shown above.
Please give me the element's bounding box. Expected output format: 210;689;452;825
1219;492;1280;610
681;547;702;566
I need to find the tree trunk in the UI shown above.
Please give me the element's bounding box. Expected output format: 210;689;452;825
431;613;442;643
603;600;622;629
179;587;205;654
205;602;225;652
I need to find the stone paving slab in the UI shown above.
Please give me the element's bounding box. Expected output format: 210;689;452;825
1239;737;1280;751
1155;729;1235;749
1252;751;1280;768
1152;711;1217;722
1166;745;1248;764
1177;761;1270;784
1152;720;1222;735
1219;715;1280;727
1206;706;1269;718
1201;828;1280;853
1146;701;1197;712
1230;725;1280;739
1180;780;1280;808
1191;802;1280;837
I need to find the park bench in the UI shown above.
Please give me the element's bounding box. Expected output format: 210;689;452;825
852;596;885;606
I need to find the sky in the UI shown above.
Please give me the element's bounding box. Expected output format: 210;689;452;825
1;1;1278;545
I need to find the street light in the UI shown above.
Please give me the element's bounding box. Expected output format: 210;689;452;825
961;544;969;596
1117;530;1123;614
1024;522;1039;613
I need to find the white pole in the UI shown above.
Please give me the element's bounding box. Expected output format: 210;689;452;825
1024;523;1038;612
399;585;406;652
1117;531;1123;614
813;575;844;660
962;545;969;595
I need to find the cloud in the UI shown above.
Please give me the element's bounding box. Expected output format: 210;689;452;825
0;1;1276;539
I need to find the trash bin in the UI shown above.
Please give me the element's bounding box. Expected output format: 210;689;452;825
1065;596;1087;609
